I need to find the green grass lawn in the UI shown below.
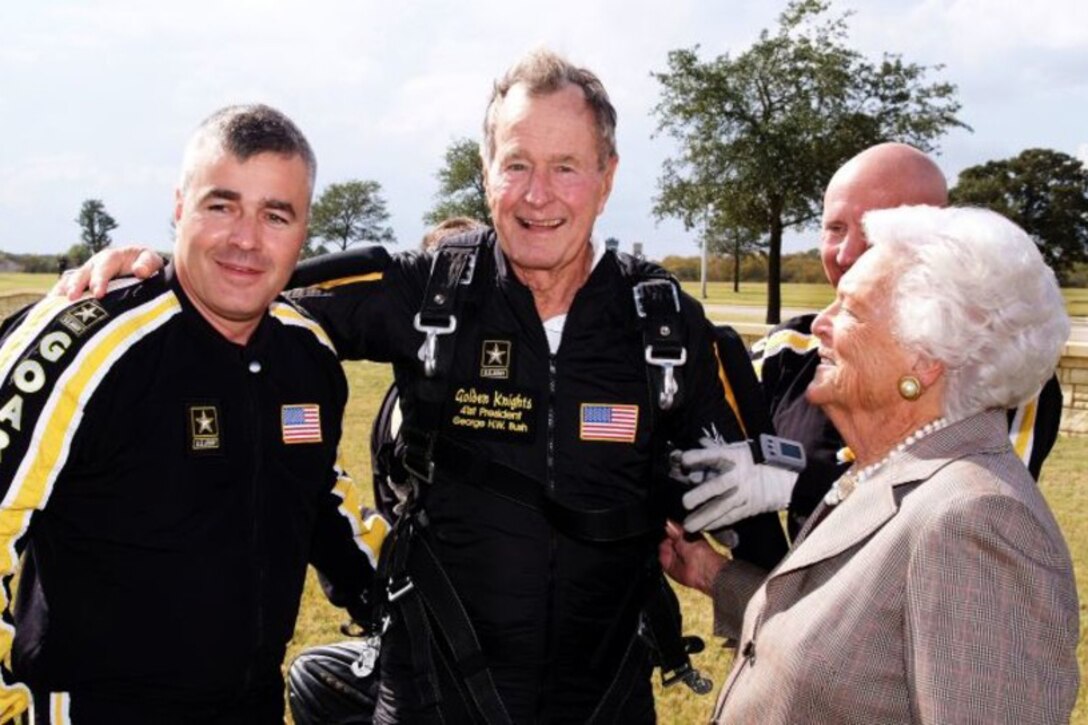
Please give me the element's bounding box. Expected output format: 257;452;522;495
0;272;57;293
679;280;834;310
3;273;1086;317
680;280;1088;318
288;361;1088;724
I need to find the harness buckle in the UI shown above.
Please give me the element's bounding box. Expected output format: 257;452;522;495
414;313;457;378
661;662;714;695
349;635;383;679
632;279;680;318
387;576;415;603
634;279;686;410
402;429;437;484
457;251;478;286
644;346;687;410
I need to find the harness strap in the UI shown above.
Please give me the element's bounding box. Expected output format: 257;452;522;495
380;517;442;710
641;574;713;695
585;630;652;725
414;238;479;378
404;427;660;542
633;278;686;410
400;584;445;711
712;324;774;438
407;536;513;725
370;384;404;521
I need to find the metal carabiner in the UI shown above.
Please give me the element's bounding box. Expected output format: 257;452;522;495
349;635;383;678
644;346;687;410
414;313;457;377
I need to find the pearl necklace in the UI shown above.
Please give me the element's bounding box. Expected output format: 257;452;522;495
824;417;949;506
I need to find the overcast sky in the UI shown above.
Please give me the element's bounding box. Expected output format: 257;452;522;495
2;0;1086;260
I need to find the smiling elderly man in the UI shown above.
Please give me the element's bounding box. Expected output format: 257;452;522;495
280;49;783;724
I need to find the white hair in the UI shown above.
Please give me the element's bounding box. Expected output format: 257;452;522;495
863;205;1069;421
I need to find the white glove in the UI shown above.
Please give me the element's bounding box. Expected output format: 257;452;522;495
676;437;798;533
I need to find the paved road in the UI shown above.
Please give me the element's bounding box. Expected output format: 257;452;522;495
701;303;1088;344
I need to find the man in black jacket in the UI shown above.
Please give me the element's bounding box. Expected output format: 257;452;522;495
0;104;383;724
284;50;786;723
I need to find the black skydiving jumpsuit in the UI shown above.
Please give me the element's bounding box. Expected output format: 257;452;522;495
290;228;787;723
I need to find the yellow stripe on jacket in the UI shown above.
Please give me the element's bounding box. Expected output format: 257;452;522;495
0;293;181;722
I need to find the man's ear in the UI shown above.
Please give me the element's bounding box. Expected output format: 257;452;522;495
173;188;184;225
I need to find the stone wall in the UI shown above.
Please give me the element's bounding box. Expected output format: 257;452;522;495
1058;342;1088;436
730;322;1088;437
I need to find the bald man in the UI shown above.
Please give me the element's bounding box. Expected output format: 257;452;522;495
818;143;948;287
678;142;1064;542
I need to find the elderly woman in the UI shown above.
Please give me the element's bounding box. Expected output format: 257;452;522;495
661;205;1079;723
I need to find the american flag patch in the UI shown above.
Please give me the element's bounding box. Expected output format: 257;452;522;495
282;404;322;444
579;403;638;443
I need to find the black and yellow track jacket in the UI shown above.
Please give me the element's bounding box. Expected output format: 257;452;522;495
0;267;385;724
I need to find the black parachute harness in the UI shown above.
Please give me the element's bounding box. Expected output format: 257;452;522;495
362;238;717;724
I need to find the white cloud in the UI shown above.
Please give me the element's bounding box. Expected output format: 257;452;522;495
3;0;1088;256
0;156;100;208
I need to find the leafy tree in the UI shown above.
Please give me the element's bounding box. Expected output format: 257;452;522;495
65;243;91;266
780;248;826;283
308;180;396;252
424;138;491;227
708;223;764;293
653;0;967;323
659;255;703;281
300;239;330;260
76;199;118;255
950;148;1088;283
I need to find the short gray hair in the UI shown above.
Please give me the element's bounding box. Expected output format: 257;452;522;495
179;104;316;195
482;49;617;169
864;205;1069;421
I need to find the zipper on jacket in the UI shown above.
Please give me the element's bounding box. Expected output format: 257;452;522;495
242;358;266;692
539;353;560;722
546;355;558;494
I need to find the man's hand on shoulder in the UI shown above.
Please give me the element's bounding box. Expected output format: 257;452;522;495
54;246;165;300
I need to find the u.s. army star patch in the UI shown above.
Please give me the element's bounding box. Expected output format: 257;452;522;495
479;339;511;380
189;405;221;451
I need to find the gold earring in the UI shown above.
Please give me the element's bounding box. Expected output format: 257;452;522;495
898;376;922;401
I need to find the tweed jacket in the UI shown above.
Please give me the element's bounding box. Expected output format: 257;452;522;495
709;409;1080;724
